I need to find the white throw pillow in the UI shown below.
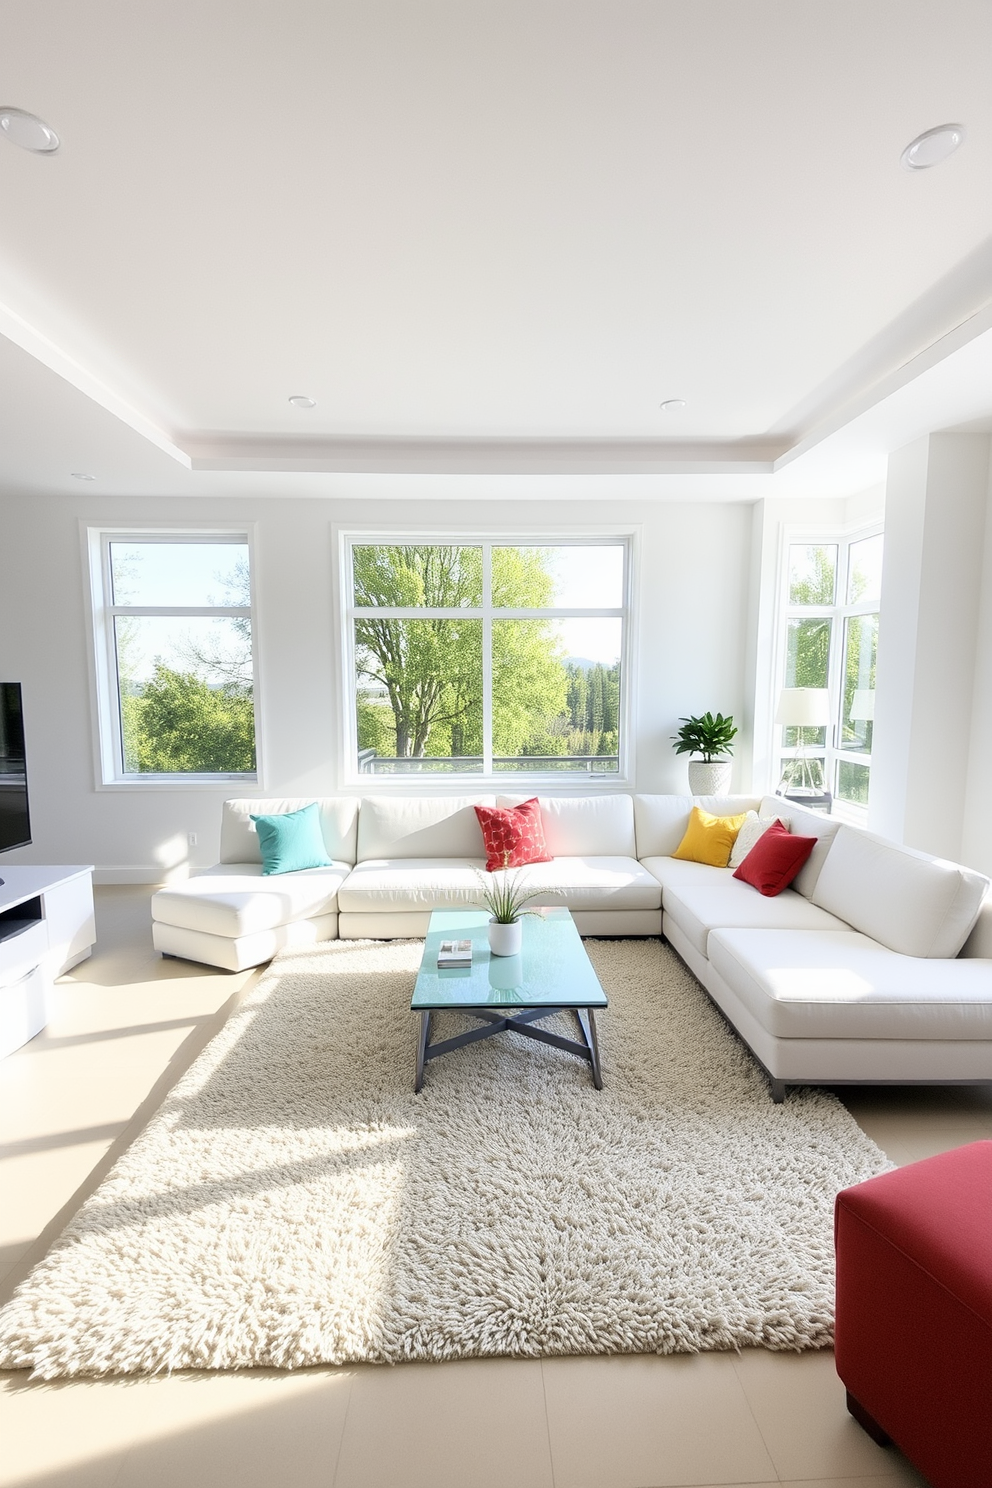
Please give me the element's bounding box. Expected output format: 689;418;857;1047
728;814;783;869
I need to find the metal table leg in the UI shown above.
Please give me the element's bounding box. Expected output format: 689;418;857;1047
415;1009;431;1092
576;1007;603;1089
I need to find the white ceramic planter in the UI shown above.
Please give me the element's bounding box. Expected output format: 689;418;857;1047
687;759;733;796
488;918;522;956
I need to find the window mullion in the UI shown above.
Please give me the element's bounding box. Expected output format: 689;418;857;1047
488;608;622;622
827;537;851;795
350;606;482;621
101;536;127;780
827;590;846;796
482;542;493;776
109;606;252;619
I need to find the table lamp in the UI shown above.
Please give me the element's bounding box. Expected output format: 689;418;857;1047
775;687;831;794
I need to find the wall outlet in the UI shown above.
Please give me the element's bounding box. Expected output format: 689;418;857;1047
187;832;197;847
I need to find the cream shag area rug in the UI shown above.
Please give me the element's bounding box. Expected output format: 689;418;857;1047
0;939;891;1378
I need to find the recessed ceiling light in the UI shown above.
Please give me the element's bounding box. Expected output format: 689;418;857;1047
659;398;687;412
901;123;965;171
0;107;60;154
71;472;96;481
288;394;316;409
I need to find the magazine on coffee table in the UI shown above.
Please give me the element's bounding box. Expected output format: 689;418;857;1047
437;938;473;968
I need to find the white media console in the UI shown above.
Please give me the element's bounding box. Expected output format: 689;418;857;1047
0;866;96;1058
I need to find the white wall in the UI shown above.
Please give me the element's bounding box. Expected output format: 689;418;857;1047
0;493;754;878
872;433;991;860
961;447;992;876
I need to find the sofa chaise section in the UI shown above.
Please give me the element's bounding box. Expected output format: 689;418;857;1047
704;928;992;1092
151;797;359;972
676;805;992;1097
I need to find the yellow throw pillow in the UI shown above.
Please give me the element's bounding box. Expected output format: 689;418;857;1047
671;806;749;868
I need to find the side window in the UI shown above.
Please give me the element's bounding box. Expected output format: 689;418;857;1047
90;532;258;782
776;532;881;812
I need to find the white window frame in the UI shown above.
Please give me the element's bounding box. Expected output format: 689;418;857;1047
771;522;882;822
85;526;262;788
336;529;636;789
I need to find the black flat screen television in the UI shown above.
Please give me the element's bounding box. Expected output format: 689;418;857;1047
0;683;31;873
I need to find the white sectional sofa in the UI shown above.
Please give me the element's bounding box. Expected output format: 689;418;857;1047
151;793;662;967
150;791;992;1100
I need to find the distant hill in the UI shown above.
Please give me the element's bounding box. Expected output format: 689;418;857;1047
565;657;596;671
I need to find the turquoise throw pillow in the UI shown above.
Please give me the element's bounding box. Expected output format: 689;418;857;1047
250;803;333;875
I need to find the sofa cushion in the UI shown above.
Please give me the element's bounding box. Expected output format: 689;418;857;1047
510;856;660;911
664;881;850;959
356;797;495;860
151;862;351;938
337;855;661;914
633;794;693;857
337;859;484;911
759;795;840;899
497;795;636;856
153;913;339;973
640;856;733;892
812;826;990;958
708;928;992;1041
221;797;359;865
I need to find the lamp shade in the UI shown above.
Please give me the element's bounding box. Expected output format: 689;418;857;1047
775;687;831;727
849;688;875;722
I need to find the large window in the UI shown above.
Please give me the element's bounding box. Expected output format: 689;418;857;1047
89;531;258;783
776;530;882;812
344;538;628;779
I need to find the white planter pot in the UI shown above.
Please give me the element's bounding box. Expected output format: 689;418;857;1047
687;759;733;796
488;918;522;957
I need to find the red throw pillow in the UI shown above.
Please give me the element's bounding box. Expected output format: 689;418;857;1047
474;798;552;871
732;820;816;897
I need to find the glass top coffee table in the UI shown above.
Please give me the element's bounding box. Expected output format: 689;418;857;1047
411;907;607;1092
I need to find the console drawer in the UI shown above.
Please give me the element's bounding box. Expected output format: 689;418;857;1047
0;962;47;1057
0;917;48;985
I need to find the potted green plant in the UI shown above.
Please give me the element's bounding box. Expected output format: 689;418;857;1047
474;858;546;956
672;711;738;795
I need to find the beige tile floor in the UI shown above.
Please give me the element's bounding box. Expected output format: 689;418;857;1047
4;887;990;1488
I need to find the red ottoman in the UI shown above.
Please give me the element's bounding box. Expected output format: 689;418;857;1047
835;1140;992;1488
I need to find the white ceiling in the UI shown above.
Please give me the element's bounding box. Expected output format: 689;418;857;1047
1;0;991;499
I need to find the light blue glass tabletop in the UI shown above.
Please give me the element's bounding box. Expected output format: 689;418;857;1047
412;907;608;1010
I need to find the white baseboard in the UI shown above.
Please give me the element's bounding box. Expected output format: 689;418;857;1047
93;866;194;886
